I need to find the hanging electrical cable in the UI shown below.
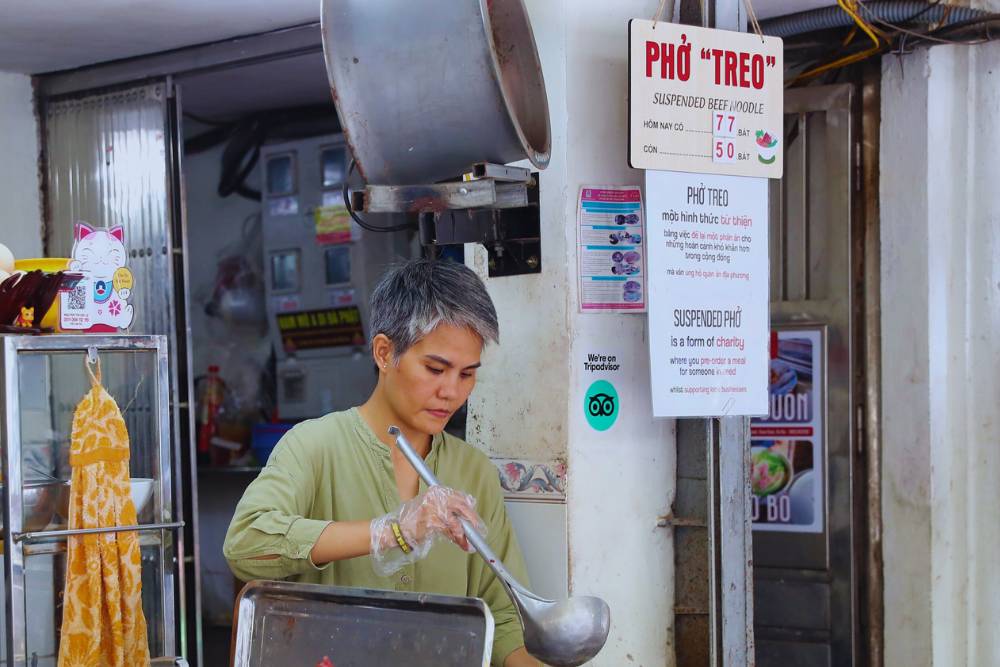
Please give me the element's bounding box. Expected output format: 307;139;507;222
183;105;341;202
792;0;885;82
765;1;1000;83
341;160;417;233
762;1;989;38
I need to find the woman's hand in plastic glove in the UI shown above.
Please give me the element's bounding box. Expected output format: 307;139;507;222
397;485;484;552
370;485;486;576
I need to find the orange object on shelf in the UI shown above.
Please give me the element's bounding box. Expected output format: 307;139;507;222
198;365;224;464
58;356;150;666
13;258;71;330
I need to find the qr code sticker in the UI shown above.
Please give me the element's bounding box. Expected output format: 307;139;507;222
66;285;86;311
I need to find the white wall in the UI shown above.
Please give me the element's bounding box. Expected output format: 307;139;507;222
182;127;271;389
182;124;272;624
881;43;1000;667
562;3;675;664
0;72;42;259
467;1;676;665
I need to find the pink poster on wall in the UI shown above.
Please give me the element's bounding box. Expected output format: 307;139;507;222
577;186;646;313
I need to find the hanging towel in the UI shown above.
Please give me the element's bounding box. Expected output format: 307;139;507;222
58;358;150;667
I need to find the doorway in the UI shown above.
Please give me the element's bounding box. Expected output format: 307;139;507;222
37;33;426;664
176;52;422;664
752;81;881;666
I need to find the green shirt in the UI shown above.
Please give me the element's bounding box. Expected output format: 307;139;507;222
223;408;529;666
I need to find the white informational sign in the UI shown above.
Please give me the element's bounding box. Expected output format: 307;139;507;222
577;186;646;313
646;170;768;417
628;20;783;178
751;328;824;533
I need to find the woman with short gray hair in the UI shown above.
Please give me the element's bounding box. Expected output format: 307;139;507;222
224;259;541;667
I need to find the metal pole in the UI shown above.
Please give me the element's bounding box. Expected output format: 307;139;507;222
670;2;756;665
715;417;755;665
710;2;755;666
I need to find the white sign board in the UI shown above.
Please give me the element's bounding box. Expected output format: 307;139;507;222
646;170;768;417
628;20;783;178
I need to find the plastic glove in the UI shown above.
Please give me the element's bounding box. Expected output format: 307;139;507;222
370;485;486;576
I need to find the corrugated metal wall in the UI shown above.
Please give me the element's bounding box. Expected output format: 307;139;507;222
43;83;176;459
42;83;181;658
45;83;173;338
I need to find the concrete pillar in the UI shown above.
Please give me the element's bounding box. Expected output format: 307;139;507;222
467;1;676;665
881;42;1000;666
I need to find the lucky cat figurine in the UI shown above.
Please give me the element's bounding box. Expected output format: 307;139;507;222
62;222;135;331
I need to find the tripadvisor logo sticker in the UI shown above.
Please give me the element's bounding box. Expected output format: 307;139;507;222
584;380;619;431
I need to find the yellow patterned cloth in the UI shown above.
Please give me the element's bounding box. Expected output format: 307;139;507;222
57;360;150;667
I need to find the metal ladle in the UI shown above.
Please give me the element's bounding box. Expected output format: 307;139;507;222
389;427;611;667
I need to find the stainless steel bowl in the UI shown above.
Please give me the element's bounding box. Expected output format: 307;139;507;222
0;479;71;533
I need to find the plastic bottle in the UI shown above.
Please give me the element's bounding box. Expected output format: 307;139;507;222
197;365;223;466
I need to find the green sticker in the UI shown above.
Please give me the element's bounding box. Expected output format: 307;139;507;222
584;380;619;431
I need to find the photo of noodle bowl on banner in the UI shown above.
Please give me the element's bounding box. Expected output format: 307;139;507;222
750;329;824;533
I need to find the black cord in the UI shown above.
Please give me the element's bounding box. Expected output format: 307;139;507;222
183;111;232;127
863;1;997;48
787;9;1000;80
218;118;267;201
857;0;943;27
925;13;1000;40
192;105;341;202
341;159;416;233
881;14;1000;49
184;124;236;155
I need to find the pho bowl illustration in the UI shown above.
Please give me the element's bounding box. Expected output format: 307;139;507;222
751;447;790;496
756;130;779;164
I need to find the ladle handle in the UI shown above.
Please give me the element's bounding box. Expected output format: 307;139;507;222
388;427;540;599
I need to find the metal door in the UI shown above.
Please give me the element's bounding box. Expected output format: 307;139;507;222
41;81;202;664
753;84;858;665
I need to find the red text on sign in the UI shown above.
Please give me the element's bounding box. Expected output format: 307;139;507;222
645;34;692;82
700;49;777;90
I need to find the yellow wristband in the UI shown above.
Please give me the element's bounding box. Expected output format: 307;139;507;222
391;521;412;554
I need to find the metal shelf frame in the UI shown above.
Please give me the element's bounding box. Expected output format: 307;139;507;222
0;334;183;666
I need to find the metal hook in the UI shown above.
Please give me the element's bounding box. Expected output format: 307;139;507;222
86;347;98;366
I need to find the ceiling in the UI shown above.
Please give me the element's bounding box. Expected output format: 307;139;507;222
179;52;332;119
0;0;836;75
0;0;319;74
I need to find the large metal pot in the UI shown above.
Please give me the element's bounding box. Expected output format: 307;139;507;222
321;0;551;185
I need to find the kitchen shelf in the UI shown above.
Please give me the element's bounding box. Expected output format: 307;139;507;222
21;532;169;557
197;466;263;475
0;334;181;662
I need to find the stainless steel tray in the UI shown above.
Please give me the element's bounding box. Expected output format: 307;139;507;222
231;581;494;667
